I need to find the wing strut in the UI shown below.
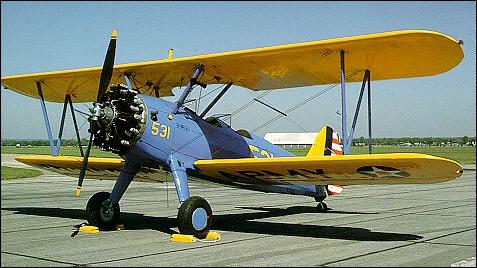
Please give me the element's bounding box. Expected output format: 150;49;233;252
340;50;348;153
347;70;370;151
36;82;83;157
36;81;60;156
339;51;373;154
67;95;84;157
199;82;233;118
174;64;206;114
367;72;372;154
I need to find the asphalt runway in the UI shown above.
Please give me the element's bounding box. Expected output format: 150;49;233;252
1;154;476;266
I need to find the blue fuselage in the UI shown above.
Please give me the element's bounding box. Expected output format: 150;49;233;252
126;95;325;198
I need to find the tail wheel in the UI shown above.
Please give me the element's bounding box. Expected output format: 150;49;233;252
177;196;212;239
314;196;328;212
86;191;120;230
316;202;328;212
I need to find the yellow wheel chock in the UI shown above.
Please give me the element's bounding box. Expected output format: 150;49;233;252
170;231;221;243
78;225;99;234
73;223;124;236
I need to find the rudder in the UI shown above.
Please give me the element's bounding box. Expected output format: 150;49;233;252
307;126;343;157
307;126;344;196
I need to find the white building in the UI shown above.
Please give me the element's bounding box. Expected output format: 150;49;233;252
264;133;317;148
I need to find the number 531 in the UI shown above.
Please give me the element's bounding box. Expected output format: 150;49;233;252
151;122;171;139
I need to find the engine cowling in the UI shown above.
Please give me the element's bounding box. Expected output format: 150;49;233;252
92;84;147;154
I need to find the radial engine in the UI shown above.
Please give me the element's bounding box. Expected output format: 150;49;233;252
91;84;147;154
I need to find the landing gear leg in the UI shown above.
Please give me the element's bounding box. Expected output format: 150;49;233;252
86;160;139;230
170;155;212;238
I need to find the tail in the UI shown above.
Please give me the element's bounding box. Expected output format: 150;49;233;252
307;126;343;157
307;126;344;196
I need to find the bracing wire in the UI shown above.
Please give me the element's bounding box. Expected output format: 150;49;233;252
169;50;346;157
253;71;361;133
207;70;362;158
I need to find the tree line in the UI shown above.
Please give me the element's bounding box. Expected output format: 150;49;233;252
1;139;89;147
352;136;476;146
2;136;475;147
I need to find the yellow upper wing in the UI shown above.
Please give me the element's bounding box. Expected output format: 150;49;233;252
1;30;463;103
194;153;463;186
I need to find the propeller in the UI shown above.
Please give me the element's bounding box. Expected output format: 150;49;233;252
75;30;117;197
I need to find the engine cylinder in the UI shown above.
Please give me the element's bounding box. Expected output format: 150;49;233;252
92;84;147;154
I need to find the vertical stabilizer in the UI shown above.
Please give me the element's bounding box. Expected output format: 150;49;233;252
307;126;344;196
307;126;343;157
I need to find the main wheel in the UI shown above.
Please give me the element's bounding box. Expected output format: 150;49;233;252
86;191;120;230
177;196;212;239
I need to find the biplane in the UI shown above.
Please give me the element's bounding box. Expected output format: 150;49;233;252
1;30;464;239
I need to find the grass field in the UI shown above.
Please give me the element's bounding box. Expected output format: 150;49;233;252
1;166;43;180
1;145;475;164
1;146;119;158
285;146;475;164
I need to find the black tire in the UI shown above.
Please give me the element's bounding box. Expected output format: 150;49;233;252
177;196;212;239
316;202;328;212
86;191;120;230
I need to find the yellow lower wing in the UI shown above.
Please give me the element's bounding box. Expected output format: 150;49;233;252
15;155;162;182
194;153;463;185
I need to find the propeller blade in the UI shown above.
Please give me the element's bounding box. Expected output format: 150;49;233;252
96;30;117;103
76;123;95;197
75;30;117;197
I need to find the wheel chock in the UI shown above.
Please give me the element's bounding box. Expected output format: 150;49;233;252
170;234;197;243
170;232;221;243
116;224;125;231
78;225;99;234
204;231;221;241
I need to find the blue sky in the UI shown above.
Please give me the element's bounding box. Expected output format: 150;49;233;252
1;1;475;140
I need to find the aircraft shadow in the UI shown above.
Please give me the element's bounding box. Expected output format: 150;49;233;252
214;206;421;241
236;205;379;215
1;207;176;235
2;206;422;242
